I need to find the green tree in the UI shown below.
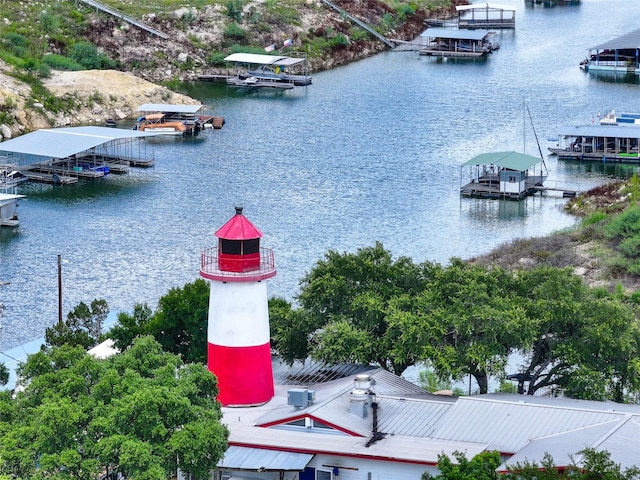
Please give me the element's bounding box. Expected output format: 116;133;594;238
502;448;640;479
45;299;109;349
422;450;501;480
108;302;153;352
0;364;8;386
107;280;209;364
513;268;640;401
390;259;535;394
146;279;209;364
275;242;435;375
0;336;228;480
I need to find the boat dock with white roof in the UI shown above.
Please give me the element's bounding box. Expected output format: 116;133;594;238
0;126;159;184
199;53;312;89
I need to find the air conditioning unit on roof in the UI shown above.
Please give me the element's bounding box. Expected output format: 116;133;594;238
287;388;315;408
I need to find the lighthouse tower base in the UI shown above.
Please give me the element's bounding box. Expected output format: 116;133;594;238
207;280;274;407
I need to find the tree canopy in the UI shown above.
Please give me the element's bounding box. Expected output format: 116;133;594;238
272;243;640;399
272;241;436;375
108;279;210;364
0;336;228;480
424;449;640;480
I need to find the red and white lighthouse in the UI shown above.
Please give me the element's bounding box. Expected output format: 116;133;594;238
199;206;277;407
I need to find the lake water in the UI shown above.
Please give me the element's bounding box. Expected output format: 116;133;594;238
1;0;640;351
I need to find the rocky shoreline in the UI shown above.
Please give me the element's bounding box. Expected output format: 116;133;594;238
0;0;462;139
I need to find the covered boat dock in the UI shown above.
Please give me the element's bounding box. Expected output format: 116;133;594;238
460;151;548;200
0;126;158;184
548;124;640;162
419;28;499;57
201;53;312;89
580;28;640;75
136;103;224;131
456;3;516;30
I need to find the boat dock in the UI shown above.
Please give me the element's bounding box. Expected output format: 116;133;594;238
209;53;313;90
460;151;549;200
549;124;640;162
419;28;499;58
0;126;159;187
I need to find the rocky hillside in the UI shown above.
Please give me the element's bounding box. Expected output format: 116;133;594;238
0;0;461;136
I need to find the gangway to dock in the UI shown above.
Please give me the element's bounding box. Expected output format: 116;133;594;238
320;0;396;49
79;0;169;39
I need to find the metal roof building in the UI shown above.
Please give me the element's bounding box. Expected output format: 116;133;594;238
0;126;157;162
212;367;640;479
590;27;640;51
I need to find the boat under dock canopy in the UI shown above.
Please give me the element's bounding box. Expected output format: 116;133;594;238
549;124;640;162
419;28;499;57
221;52;312;89
581;27;640;75
460;151;547;200
0;126;159;184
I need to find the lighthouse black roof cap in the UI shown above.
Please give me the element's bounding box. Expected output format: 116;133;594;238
215;206;263;240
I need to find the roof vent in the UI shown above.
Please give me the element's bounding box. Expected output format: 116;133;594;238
354;374;374;391
287;388;316;409
349;389;370;418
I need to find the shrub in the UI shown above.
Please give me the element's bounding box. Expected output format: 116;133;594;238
206;51;227;66
226;0;243;22
39;11;61;34
70;41;116;69
223;23;246;41
41;54;84;71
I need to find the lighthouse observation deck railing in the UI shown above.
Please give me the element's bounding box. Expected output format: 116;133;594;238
200;247;276;282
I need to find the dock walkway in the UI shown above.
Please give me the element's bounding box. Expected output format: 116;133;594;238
79;0;168;39
320;0;395;48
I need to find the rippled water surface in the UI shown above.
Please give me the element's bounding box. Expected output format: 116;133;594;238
1;0;639;350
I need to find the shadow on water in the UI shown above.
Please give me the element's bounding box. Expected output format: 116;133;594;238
21;175;154;203
585;71;640;85
561;159;640;180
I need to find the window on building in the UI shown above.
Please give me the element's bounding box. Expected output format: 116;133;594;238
316;470;332;480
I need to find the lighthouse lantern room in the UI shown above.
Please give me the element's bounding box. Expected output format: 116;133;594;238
200;206;277;407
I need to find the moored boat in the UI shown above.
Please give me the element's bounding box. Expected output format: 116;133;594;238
0;193;24;227
133;113;187;136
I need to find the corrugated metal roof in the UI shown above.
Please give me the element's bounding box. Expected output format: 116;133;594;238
227;423;487;465
256;369;453;438
498;416;640;472
497;420;620;470
218;446;313;471
429;395;627;453
557;124;640;139
461;151;543;170
0;127;156;159
420;28;491;41
590;415;640;470
591;27;640;51
272;358;375;387
224;53;306;67
136;103;204;113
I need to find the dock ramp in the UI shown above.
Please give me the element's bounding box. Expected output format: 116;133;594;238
320;0;395;49
79;0;169;39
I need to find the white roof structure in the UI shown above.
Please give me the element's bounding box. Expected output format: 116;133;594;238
224;53;307;67
0;126;157;159
420;28;492;41
220;367;640;476
557;124;640;139
591;27;640;51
